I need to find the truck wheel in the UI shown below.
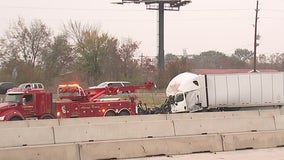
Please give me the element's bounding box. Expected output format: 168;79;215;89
105;111;116;116
40;115;54;119
119;110;130;116
9;116;22;121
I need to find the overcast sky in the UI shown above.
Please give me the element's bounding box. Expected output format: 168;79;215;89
0;0;283;58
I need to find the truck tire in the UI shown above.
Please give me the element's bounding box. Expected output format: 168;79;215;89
119;110;130;116
105;111;116;116
9;116;23;121
40;114;55;119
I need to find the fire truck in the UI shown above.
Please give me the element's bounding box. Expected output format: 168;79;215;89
0;82;155;121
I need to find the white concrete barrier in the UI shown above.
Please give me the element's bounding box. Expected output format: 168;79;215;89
0;127;54;148
79;134;223;160
0;109;281;128
280;108;284;115
258;109;281;117
0;144;79;160
222;130;284;151
27;119;59;127
59;114;167;126
166;111;260;120
167;109;281;121
0;120;29;128
54;120;175;144
174;117;276;136
274;115;284;130
0;119;59;128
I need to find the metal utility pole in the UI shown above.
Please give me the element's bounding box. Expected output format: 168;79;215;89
158;2;165;71
253;0;259;72
114;0;191;71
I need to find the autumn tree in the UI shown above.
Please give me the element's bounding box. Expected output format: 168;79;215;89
165;54;191;80
165;53;179;63
42;33;75;85
256;53;284;70
0;18;51;68
233;48;253;62
189;50;248;69
139;56;156;83
65;21;126;85
0;18;52;82
98;37;122;81
118;38;140;80
190;51;227;69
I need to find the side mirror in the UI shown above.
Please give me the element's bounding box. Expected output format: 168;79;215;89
22;98;26;105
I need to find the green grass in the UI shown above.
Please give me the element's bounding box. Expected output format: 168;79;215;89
135;91;167;108
99;90;166;108
101;90;167;108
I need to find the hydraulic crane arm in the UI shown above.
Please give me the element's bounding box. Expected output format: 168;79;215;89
57;82;155;102
85;81;156;101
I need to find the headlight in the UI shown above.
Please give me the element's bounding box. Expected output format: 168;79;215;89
0;116;5;121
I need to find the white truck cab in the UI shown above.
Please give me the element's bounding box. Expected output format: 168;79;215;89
166;72;204;113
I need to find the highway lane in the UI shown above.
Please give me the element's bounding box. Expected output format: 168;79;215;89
128;147;284;160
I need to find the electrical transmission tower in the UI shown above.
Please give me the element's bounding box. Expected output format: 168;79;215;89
114;0;191;71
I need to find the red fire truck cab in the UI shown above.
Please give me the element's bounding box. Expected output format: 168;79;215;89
0;82;155;121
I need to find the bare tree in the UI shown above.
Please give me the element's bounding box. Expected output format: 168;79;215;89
0;18;51;68
118;38;140;78
65;21;124;84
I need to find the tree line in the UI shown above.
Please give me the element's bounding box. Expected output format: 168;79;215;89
0;18;283;90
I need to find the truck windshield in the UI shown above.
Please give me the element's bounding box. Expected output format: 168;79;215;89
175;93;184;102
5;94;22;103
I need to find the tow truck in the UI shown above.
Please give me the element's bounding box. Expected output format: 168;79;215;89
0;82;155;121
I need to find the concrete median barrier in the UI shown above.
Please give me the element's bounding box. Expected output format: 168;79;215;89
59;114;167;126
280;108;284;115
79;134;223;160
0;119;59;128
222;130;284;151
0;127;54;148
173;117;276;136
166;111;260;120
258;109;281;117
274;115;284;130
167;109;281;121
0;144;79;160
54;120;175;144
27;119;59;127
0;120;29;128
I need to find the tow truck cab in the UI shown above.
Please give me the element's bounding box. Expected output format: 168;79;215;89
0;88;53;121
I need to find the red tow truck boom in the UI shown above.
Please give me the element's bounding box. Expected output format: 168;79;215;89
84;81;155;101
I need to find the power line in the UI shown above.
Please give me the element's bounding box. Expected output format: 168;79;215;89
2;5;283;12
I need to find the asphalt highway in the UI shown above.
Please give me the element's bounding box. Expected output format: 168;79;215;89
128;147;284;160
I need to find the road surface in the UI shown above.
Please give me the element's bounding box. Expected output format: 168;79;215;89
128;147;284;160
